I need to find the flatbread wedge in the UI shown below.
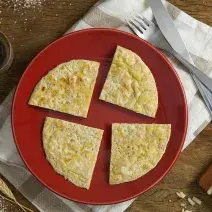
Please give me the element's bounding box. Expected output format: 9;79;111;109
110;124;171;185
43;117;104;189
29;60;100;118
100;46;158;117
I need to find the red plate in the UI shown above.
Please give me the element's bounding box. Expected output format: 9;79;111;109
12;29;188;204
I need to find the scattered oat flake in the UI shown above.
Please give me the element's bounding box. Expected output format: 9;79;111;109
180;203;186;207
188;198;195;206
176;191;186;199
207;186;212;195
192;196;202;205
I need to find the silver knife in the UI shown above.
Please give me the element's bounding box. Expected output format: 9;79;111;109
149;0;212;114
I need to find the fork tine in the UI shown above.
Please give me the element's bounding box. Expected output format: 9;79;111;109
136;12;153;26
127;19;144;34
127;20;144;37
130;20;145;33
132;16;147;30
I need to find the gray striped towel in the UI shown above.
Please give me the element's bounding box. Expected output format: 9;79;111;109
0;0;212;211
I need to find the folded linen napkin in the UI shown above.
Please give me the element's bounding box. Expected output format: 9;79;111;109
0;0;212;211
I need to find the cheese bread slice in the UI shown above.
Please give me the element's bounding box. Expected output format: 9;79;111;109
100;46;158;117
43;117;104;189
29;60;100;118
110;124;171;185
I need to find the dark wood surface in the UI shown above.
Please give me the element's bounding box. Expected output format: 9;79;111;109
0;0;212;211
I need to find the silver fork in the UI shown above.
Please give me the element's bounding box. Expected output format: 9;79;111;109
127;13;212;114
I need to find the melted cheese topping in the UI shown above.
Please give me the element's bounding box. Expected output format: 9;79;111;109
29;60;100;118
110;124;171;185
43;117;103;189
100;46;158;117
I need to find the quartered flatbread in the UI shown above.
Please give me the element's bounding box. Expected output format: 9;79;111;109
110;124;171;185
43;117;104;189
100;46;158;117
29;60;100;118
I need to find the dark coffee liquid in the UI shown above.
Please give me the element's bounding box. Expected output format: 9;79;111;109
0;42;5;67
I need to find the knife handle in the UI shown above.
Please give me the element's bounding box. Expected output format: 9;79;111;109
172;50;212;93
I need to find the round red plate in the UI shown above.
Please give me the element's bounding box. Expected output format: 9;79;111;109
12;29;188;205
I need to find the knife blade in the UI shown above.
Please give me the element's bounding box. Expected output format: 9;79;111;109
148;0;192;62
149;0;212;114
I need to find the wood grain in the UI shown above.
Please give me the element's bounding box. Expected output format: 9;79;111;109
0;0;211;211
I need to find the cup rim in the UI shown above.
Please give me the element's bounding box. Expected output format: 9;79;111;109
0;31;14;72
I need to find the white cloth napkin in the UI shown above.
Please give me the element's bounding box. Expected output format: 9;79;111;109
0;1;212;211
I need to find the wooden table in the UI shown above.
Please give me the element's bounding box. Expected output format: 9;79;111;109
0;0;212;211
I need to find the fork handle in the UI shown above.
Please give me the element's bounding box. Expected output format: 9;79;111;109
171;49;212;93
171;49;212;114
192;75;212;114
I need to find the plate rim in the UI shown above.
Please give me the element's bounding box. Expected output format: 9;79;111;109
11;28;188;205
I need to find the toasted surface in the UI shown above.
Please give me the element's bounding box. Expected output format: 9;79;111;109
100;46;158;117
110;124;171;185
29;60;100;118
43;117;103;189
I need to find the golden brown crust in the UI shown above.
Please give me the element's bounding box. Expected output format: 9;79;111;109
43;117;103;189
110;124;171;185
100;46;158;117
29;60;100;118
